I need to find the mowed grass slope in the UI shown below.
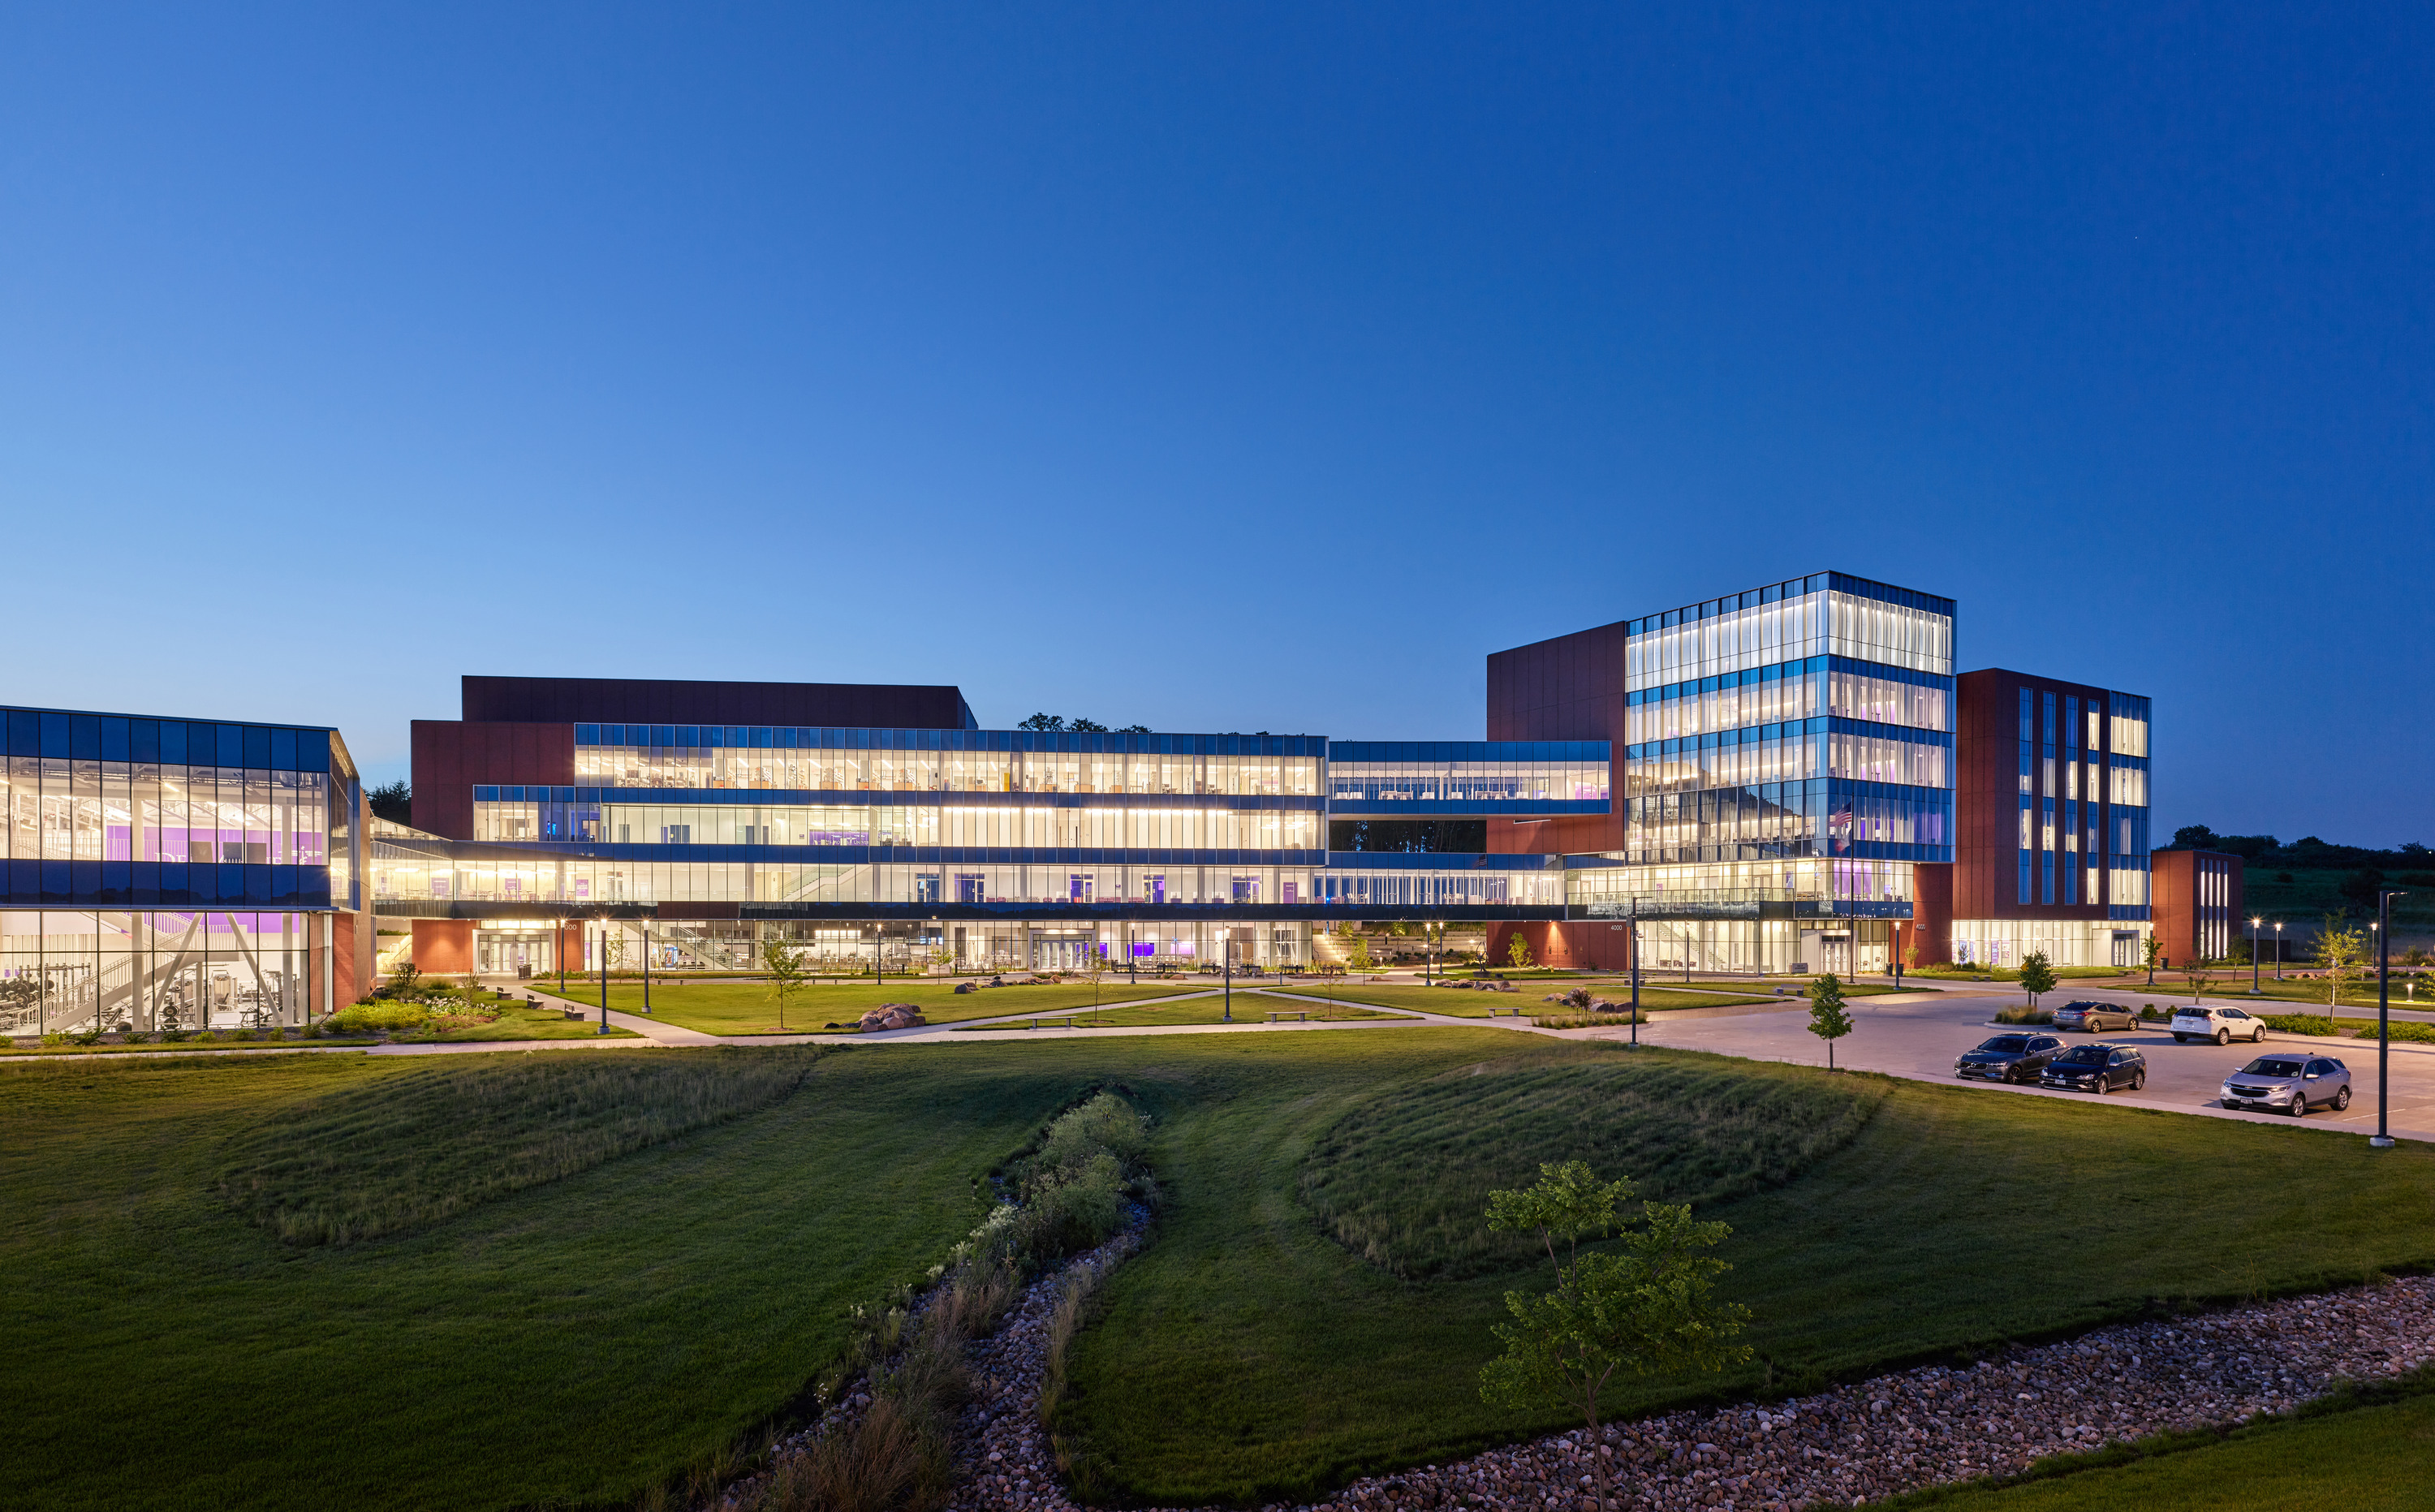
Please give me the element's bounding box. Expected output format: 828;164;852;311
1;1046;1093;1512
1895;1384;2435;1512
1053;1032;2435;1505
551;978;1195;1032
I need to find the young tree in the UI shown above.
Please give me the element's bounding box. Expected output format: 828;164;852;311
2143;936;2165;987
2316;916;2368;1008
1480;1162;1752;1510
2017;950;2058;1009
1806;973;1854;1071
2184;958;2218;1003
1346;935;1376;974
761;938;811;1032
1507;932;1535;971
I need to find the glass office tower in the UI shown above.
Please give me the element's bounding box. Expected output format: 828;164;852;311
1565;573;1957;975
0;704;364;1035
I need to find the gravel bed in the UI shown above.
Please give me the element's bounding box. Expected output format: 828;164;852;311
945;1265;2432;1512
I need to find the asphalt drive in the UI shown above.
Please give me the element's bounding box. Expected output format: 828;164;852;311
1588;982;2435;1143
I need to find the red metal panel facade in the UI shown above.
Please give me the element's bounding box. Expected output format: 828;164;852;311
1954;667;2119;922
2150;848;2243;969
409;720;577;839
1484;620;1631;855
459;675;973;730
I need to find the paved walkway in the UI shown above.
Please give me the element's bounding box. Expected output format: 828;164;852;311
11;976;2429;1145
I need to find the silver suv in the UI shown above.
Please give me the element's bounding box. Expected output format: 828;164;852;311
2221;1053;2352;1116
2171;1006;2265;1045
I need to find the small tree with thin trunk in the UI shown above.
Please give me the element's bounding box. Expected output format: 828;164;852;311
1346;935;1375;974
1806;974;1853;1071
762;938;810;1032
2144;936;2164;987
2316;917;2368;1008
2185;958;2218;1004
2018;950;2058;1009
1507;933;1535;971
1480;1162;1752;1510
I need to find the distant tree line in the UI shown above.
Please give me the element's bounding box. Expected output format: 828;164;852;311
2164;825;2431;872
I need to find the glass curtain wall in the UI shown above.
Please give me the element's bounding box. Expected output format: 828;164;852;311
471;799;1321;852
0;910;313;1034
566;917;1317;975
1614;575;1955;870
574;739;1321;797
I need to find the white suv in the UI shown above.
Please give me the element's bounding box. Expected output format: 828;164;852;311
2171;1005;2266;1045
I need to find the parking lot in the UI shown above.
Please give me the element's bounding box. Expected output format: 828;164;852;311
1601;984;2435;1142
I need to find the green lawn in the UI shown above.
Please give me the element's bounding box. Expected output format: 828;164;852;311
549;978;1196;1033
1308;981;1779;1017
1049;1032;2435;1505
950;994;1394;1030
1890;1382;2435;1511
2;1045;1092;1512
24;1028;2435;1511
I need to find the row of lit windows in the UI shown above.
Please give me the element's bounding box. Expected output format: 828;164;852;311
572;746;1322;798
367;851;1557;908
1325;760;1609;804
2;759;331;866
470;799;1320;852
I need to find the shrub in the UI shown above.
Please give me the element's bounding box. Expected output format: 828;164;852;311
193;1031;218;1044
41;1032;68;1048
1993;1006;2054;1024
2354;1020;2435;1045
2261;1013;2339;1036
330;1002;431;1033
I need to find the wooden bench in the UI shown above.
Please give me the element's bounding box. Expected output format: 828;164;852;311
1266;1009;1310;1023
1027;1015;1080;1031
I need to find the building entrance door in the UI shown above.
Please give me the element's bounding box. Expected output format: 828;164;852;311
1817;933;1853;976
477;932;555;976
1031;934;1097;971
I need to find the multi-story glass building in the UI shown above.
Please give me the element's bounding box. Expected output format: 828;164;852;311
378;679;1598;976
1483;572;1959;975
360;575;2156;983
0;703;371;1035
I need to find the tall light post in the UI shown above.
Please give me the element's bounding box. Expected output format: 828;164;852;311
596;920;610;1036
641;920;652;1014
1222;933;1233;1023
1629;898;1642;1048
2273;920;2285;980
2372;890;2408;1149
2248;917;2262;995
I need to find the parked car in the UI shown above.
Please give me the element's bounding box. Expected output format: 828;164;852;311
2037;1042;2147;1093
1955;1033;2065;1083
2171;1006;2266;1045
2221;1054;2352;1116
2054;1000;2138;1033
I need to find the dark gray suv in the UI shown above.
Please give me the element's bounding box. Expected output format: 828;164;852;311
2038;1042;2147;1093
2221;1054;2352;1117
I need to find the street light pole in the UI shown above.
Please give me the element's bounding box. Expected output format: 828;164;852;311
2372;890;2407;1149
597;922;610;1036
1629;898;1642;1049
1222;934;1232;1023
2274;921;2284;980
642;921;652;1014
2249;917;2261;995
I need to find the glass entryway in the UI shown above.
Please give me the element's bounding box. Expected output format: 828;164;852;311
1031;933;1098;971
476;931;555;976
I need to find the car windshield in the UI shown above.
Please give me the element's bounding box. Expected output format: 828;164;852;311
2239;1058;2307;1078
1980;1036;2032;1053
2054;1048;2108;1064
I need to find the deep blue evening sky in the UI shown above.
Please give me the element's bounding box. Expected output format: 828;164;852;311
3;5;2428;842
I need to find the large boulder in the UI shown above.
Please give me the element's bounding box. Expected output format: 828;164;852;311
952;982;978;994
856;1003;929;1032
